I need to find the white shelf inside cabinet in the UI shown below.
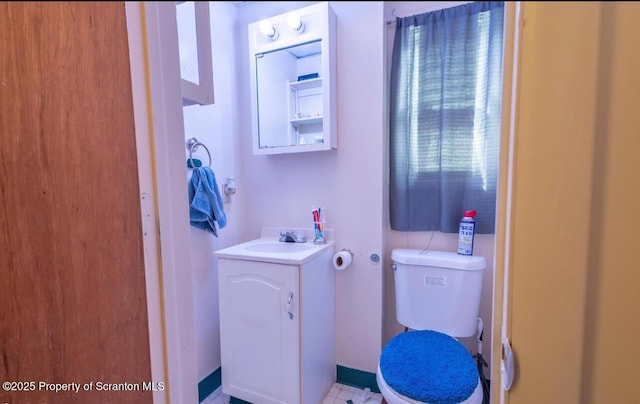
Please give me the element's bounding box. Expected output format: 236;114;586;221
290;116;323;126
288;78;323;120
289;77;322;91
288;77;324;146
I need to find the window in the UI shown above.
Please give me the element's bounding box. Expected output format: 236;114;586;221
389;2;504;233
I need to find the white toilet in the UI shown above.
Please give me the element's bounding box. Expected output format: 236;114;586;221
377;249;486;404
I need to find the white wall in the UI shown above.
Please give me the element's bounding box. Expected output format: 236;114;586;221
182;2;246;381
185;0;495;382
234;1;386;373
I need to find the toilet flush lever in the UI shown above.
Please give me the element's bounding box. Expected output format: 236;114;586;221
285;292;294;320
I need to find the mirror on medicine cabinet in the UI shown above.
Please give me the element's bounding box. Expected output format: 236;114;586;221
248;2;336;155
176;1;214;106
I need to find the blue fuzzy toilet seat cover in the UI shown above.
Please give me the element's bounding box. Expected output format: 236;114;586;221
379;330;478;404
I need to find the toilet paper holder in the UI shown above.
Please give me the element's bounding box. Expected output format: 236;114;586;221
333;248;354;271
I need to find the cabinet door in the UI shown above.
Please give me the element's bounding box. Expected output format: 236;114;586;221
176;1;214;105
218;259;300;404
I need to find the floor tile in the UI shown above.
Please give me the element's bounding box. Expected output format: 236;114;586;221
200;382;382;404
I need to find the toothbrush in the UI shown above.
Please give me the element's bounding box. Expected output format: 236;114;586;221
312;209;320;238
318;207;324;234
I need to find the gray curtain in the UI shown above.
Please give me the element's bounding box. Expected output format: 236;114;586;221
389;1;504;234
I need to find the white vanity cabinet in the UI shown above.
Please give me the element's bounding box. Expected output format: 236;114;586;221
217;245;334;404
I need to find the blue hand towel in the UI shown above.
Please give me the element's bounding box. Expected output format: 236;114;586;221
188;167;227;236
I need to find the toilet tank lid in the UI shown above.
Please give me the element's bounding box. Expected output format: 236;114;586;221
391;249;486;271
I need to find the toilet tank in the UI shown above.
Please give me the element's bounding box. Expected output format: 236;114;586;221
392;249;485;338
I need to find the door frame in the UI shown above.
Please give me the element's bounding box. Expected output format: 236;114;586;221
126;2;199;404
127;2;525;403
491;2;521;403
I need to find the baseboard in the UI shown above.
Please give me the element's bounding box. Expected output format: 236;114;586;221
198;367;221;402
200;365;382;402
229;396;252;404
204;365;487;402
336;365;381;393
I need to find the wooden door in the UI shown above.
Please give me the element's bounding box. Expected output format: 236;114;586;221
497;2;640;403
0;3;152;403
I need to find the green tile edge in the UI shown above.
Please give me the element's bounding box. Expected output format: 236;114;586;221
336;365;381;394
200;365;382;402
229;396;253;404
198;367;221;403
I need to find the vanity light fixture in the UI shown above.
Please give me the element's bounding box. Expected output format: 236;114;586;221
259;20;279;40
287;12;304;33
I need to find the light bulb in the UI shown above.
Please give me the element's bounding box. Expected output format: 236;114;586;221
287;12;304;33
259;20;278;40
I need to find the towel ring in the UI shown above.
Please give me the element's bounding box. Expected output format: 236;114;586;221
186;137;212;168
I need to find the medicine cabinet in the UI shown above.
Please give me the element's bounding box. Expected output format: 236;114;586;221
176;1;214;106
248;2;336;155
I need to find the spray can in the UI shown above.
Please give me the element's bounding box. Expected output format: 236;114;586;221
457;210;477;256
